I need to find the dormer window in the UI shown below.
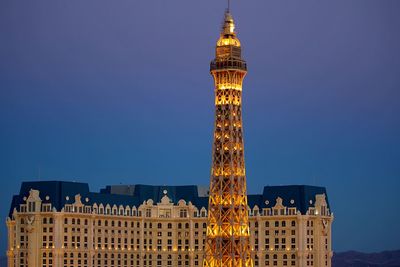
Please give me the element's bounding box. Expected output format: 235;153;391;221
28;201;35;212
41;204;51;212
145;208;152;218
321;206;327;216
288;208;296;215
20;204;27;213
179;209;188;218
309;208;315;216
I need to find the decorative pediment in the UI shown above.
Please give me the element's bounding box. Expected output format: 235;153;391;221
273;197;284;209
315;194;327;207
27;189;41;202
161;195;171;205
178;199;186;206
73;194;82;206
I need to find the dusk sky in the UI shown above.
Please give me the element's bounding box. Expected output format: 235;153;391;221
1;0;399;254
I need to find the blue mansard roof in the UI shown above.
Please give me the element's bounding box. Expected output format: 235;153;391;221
8;181;330;217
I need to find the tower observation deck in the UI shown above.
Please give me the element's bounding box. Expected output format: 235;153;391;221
203;9;253;267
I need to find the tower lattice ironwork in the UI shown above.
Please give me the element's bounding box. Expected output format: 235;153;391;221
203;9;253;267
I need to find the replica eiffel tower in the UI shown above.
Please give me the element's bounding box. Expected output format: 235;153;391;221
203;7;253;267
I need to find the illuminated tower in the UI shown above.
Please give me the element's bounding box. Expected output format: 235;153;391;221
203;9;253;267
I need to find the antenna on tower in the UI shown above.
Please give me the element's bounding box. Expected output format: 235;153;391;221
227;0;231;12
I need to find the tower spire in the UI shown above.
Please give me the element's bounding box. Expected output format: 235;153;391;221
203;8;253;267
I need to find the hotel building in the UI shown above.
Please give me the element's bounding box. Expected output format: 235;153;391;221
7;181;333;267
6;7;334;267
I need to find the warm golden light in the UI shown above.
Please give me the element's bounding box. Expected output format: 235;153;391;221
204;9;252;267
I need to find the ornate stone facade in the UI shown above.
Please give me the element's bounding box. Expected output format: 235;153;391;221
7;182;333;267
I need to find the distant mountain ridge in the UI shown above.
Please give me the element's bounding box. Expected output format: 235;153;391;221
333;250;400;267
1;250;399;267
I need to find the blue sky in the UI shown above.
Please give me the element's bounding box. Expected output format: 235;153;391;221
0;0;399;254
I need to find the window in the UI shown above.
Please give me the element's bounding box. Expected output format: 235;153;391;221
146;209;152;217
28;201;36;212
179;209;188;218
